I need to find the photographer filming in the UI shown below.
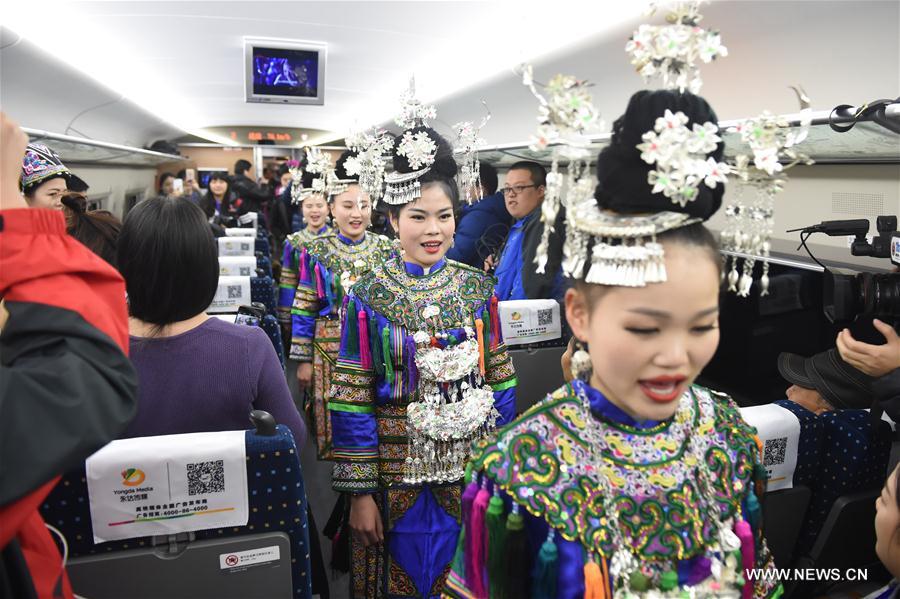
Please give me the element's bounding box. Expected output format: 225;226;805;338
785;215;900;419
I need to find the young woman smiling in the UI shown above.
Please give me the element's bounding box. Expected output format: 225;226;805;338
445;91;781;599
286;151;394;460
327;126;517;598
277;169;331;335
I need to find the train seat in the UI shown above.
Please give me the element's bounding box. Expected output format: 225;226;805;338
250;275;277;317
741;400;822;568
39;413;312;599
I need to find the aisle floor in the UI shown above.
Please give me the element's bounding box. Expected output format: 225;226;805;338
288;359;352;599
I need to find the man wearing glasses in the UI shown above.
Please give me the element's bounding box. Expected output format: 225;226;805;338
487;161;565;302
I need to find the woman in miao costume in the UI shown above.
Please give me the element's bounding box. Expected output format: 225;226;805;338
328;92;518;598
443;88;782;599
277;162;332;333
289;148;395;459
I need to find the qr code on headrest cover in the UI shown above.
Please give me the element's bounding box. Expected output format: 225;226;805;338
186;460;225;495
763;437;787;466
537;308;553;326
227;285;243;299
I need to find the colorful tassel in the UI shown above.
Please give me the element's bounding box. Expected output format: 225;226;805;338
382;326;394;385
482;312;491;363
469;483;490;598
299;248;309;283
746;491;761;533
345;298;358;357
324;269;334;310
735;519;755;599
475;318;486;377
583;559;605;599
490;295;500;349
406;335;418;390
504;504;530;599
486;490;507;599
371;318;384;378
462;475;480;585
314;263;325;300
358;310;371;370
532;530;558;599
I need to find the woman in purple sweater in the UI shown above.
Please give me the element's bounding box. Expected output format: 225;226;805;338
117;197;306;446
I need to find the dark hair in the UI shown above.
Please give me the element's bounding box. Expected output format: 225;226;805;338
387;126;459;222
480;162;499;196
62;194;122;268
508;161;547;188
158;172;176;194
118;197;219;327
67;173;90;193
276;163;291;178
199;173;234;218
23;175;67;198
595;89;724;220
234;159;252;176
334;150;359;182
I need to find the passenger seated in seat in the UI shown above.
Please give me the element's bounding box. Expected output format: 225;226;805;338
869;464;900;599
117;197;307;446
778;348;875;415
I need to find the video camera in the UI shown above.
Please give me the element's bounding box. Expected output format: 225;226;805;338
790;216;900;322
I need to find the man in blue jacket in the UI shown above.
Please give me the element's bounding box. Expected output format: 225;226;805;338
446;163;511;268
488;161;565;302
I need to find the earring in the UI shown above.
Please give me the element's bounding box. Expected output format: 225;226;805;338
570;340;593;382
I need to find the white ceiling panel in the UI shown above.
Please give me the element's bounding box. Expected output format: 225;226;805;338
2;0;897;150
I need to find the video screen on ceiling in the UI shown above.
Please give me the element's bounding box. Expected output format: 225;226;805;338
252;47;319;98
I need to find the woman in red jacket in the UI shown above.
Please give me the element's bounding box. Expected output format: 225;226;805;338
0;113;138;599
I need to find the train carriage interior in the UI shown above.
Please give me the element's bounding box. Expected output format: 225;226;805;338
2;1;899;598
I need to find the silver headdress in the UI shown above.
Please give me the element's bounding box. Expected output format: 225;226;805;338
720;87;814;296
383;78;439;206
288;160;304;205
519;64;602;273
453;102;491;205
295;147;331;202
626;0;728;93
346;127;394;204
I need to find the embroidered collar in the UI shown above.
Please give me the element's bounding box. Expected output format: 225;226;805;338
337;232;367;245
573;379;662;430
404;258;448;277
468;384;757;565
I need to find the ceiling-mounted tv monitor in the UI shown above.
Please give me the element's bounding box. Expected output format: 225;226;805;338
244;37;326;106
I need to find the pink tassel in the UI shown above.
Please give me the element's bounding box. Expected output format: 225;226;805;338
489;296;500;349
462;478;480;587
469;485;490;598
299;248;309;283
358;309;372;370
314;263;325;300
735;519;755;599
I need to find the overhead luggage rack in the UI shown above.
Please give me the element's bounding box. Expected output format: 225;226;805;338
478;101;900;167
22;128;188;167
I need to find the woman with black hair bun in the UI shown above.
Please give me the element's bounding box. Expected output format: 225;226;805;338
283;149;395;461
327;124;517;598
444;89;780;599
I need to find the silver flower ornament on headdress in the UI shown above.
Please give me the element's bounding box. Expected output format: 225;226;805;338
396;131;437;170
346;127;394;203
394;77;437;129
637;109;730;207
626;1;727;93
519;63;602;273
453;103;491;205
720;87;814;297
289;162;304;205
